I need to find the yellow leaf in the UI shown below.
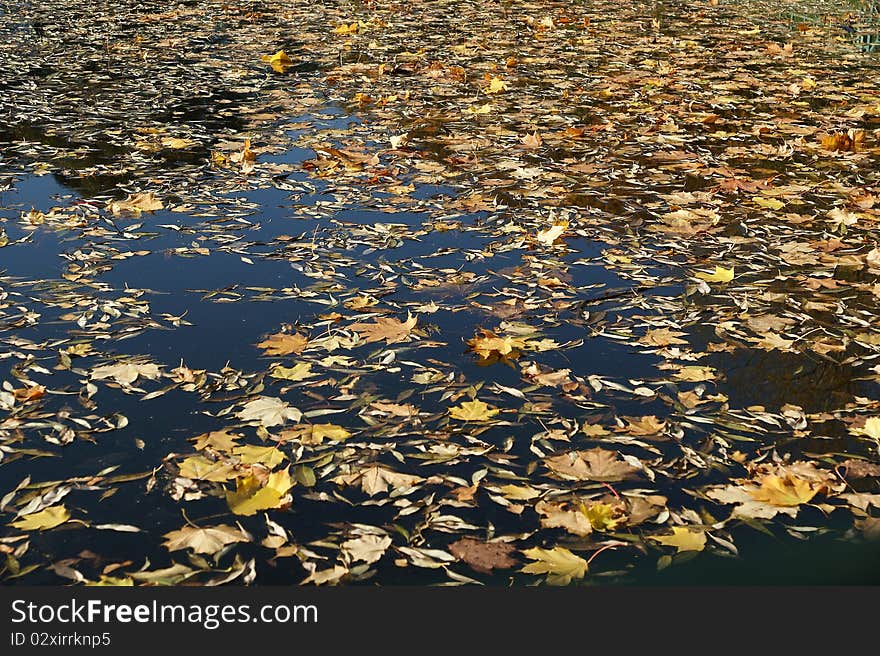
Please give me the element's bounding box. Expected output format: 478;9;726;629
281;423;352;445
520;546;588;585
10;505;70;531
749;474;820;507
178;455;237;482
270;362;317;381
226;468;293;516
583;502;623;532
108;192;164;216
449;399;500;421
651;527;706;552
854;417;880;440
333;22;359;35
257;332;309;356
486;76;508;94
467;330;529;360
754;196;784;210
695;266;734;283
191;430;240;453
261;50;293;73
233;444;286;467
498;484;541;500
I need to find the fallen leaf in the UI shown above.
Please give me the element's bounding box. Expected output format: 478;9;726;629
520;546;588;585
341;534;392;565
261;50;293;73
695;266;734;283
226;468;293;516
449;399;500;421
545;448;639;482
108;192;163;216
257;332;309;356
349;314;417;344
449;538;517;573
237;396;302;427
162;524;249;554
10;506;70;531
651;527;706;552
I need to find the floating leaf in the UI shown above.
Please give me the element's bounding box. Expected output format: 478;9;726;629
10;505;70;531
449;399;500;422
226;468;294;516
520;546;588;585
162;524;249;554
694;266;734;283
651;527;706;553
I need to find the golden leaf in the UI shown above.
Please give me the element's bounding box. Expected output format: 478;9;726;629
520;546;588;585
449;399;500;421
261;50;293;73
749;474;820;507
694;266;734;283
257;332;308;356
226;468;293;516
349;314;417;344
10;505;70;531
651;527;706;552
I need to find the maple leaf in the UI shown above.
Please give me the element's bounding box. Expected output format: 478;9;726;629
177;455;237;482
486;76;507;93
333;22;359;35
108;192;164;216
467;329;529;360
341;534;392;565
331;466;421;497
749;474;820;507
520;546;588;585
449;538;518;574
237;396;302;427
91;361;161;386
349;314;417;344
233;445;286;467
536;501;592;536
191;430;240;453
521;131;543;149
545;448;639;482
162;524;249;554
449;399;500;421
853;417;880;440
301;565;349;586
226;468;293;516
536;221;569;245
280;423;351;445
257;332;308;356
622;415;666;436
584;502;624;532
261;50;293;73
651;527;706;553
640;328;688;347
694;266;734;283
270;362;317;381
10;505;70;531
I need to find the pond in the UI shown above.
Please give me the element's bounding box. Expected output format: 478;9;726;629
1;0;880;586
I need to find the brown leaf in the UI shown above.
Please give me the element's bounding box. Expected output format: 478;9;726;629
448;538;517;574
350;314;417;344
545;448;639;482
256;332;309;356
